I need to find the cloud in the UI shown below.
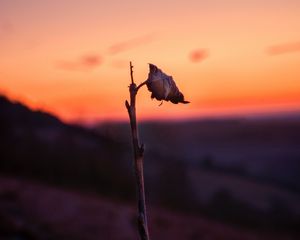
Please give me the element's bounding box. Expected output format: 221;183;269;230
267;41;300;55
108;34;155;55
81;55;101;67
57;54;102;71
189;49;209;63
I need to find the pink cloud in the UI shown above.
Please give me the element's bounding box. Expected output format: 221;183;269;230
108;34;155;55
81;55;101;67
267;41;300;55
189;49;209;63
57;54;102;71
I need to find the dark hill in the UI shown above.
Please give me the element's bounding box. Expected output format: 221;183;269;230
0;95;134;199
0;95;62;127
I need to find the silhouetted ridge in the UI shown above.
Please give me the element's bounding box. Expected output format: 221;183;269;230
0;94;134;200
0;95;63;127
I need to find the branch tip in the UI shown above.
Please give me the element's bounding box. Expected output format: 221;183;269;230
130;61;134;84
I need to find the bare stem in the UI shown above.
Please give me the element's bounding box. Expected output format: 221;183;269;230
125;62;150;240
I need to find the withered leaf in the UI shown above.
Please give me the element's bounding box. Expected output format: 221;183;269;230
146;64;190;104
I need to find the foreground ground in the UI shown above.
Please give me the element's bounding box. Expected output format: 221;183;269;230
0;176;296;240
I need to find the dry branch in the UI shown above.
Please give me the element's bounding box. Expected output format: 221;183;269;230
125;62;150;240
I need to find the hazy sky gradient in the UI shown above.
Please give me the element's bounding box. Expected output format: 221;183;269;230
1;0;300;123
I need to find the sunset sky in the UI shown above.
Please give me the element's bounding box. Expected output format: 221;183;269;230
1;0;300;124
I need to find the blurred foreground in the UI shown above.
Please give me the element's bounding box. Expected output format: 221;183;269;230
0;176;292;240
0;95;299;239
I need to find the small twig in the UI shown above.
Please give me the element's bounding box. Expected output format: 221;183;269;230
136;80;148;92
125;62;150;240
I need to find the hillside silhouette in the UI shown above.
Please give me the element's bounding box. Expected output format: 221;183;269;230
0;95;133;199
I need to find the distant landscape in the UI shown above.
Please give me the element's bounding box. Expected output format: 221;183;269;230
0;94;299;239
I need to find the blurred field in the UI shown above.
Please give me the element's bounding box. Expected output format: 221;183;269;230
0;176;294;240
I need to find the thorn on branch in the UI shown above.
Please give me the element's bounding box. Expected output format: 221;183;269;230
139;143;145;155
125;100;130;109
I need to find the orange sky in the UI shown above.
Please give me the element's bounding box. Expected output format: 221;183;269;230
1;0;300;124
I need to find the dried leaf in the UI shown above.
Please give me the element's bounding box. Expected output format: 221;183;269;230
146;64;190;104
